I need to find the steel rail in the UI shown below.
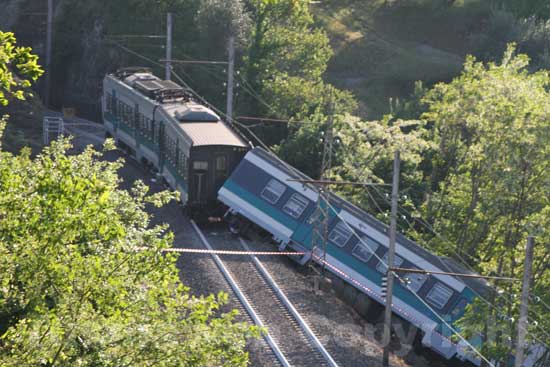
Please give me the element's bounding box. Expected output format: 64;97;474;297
238;238;340;367
190;220;291;367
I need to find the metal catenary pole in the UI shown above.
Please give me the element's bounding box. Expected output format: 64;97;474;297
44;0;54;107
226;36;235;123
382;150;400;367
310;97;334;276
165;12;173;80
515;236;535;367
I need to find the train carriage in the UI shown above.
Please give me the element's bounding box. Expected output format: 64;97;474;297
101;67;248;209
219;147;490;365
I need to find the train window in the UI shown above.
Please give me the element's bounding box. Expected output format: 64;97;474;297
170;139;177;163
261;179;286;204
404;269;428;292
138;113;145;133
127;105;134;127
376;253;404;274
426;282;454;310
329;221;353;248
193;161;208;170
282;193;309;219
153;122;159;143
352;236;379;262
116;101;123;121
216;156;227;171
134;106;140;129
145;118;152;138
105;92;113;112
178;150;187;176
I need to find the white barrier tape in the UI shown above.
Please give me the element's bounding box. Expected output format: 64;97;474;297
135;247;305;256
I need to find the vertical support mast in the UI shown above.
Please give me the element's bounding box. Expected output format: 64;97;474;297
165;12;173;81
44;0;53;107
310;95;334;273
515;236;535;367
383;150;400;367
226;36;235;123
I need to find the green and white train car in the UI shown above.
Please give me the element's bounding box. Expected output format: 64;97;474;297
102;67;248;209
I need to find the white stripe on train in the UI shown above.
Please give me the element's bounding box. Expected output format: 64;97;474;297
218;187;294;241
339;210;465;292
244;151;319;202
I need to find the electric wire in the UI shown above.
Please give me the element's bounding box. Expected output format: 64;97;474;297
369;185;550;334
320;198;497;367
103;41;549;357
367;185;550;347
327;167;544;351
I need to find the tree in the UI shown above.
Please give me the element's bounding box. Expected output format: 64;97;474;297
239;0;336;128
0;31;42;107
263;76;356;148
244;0;331;84
0;31;259;366
421;44;550;365
325;114;433;228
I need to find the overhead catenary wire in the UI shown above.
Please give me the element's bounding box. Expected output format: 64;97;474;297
319;198;496;367
236;116;318;125
158;49;333;132
231;54;550;350
333;167;550;349
531;294;550;313
104;41;549;356
135;247;305;256
106;34;167;39
159;58;228;65
369;185;481;268
367;184;550;347
390;267;521;282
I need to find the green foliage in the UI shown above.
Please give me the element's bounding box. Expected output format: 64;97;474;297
0;138;259;366
0;31;258;366
328;115;433;222
262;76;356;147
196;0;251;45
241;0;336;118
275;112;433;224
266;77;355;172
0;31;43;106
421;44;550;362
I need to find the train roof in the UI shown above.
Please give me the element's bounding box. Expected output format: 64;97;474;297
249;147;488;296
179;121;248;147
107;69;248;148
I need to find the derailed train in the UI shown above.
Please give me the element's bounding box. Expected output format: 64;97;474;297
102;68;542;366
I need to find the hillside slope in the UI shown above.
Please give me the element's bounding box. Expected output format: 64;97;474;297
315;0;493;118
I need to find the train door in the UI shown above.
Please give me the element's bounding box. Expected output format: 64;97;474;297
214;154;228;191
191;160;208;204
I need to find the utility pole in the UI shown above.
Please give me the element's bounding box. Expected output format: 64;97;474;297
44;0;53;107
515;236;535;367
226;36;235;123
382;150;400;367
165;12;172;80
310;98;334;276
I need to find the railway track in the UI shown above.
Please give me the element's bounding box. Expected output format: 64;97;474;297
190;220;339;367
